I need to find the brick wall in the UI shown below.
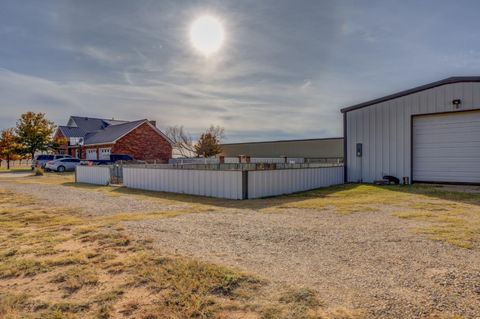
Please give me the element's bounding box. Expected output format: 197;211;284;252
53;130;68;155
112;122;172;162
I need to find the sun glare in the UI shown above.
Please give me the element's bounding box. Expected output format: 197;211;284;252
190;16;225;56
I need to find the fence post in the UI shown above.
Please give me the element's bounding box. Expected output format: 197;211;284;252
242;170;249;200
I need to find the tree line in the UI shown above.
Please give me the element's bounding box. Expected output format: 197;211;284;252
0;112;59;169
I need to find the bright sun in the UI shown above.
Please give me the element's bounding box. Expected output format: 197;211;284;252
190;16;225;56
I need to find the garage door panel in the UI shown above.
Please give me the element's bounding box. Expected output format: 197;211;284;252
413;110;480;183
413;148;480;157
415;123;480;134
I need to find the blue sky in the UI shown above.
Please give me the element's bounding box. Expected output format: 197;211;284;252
1;0;480;142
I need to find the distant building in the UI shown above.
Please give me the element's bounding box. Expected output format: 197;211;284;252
220;137;343;161
54;116;172;162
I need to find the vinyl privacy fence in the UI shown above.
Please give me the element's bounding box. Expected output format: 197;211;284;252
75;165;111;185
120;165;343;199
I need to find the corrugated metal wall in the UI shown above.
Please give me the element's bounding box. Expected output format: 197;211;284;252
248;166;343;199
220;138;343;158
123;167;244;199
76;166;111;185
346;82;480;183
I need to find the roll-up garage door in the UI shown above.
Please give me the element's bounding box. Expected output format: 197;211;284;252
412;110;480;183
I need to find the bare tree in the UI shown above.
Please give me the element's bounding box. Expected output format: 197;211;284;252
165;125;196;158
205;125;225;141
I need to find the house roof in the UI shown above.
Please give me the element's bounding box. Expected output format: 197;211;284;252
83;119;147;145
58;126;86;138
61;116;173;146
69;116;128;132
341;76;480;113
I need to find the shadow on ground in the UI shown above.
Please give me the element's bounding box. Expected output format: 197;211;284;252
62;180;480;210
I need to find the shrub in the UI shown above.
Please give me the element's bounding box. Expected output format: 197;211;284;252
34;167;44;176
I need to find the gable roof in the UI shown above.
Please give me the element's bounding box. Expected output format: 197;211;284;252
84;119;147;145
341;76;480;113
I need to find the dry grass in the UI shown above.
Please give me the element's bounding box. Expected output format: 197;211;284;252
263;184;480;249
0;188;362;319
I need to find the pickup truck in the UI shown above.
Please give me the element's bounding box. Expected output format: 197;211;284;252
82;154;143;165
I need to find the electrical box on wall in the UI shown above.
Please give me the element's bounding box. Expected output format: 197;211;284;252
356;143;362;157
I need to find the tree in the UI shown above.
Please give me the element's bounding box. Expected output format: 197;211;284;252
0;128;20;170
15;112;55;160
165;125;196;158
194;132;223;157
194;126;225;157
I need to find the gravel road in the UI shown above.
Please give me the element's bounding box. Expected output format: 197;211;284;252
1;177;479;318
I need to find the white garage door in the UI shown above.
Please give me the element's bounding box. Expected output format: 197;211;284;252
99;148;111;160
413;110;480;183
86;149;97;160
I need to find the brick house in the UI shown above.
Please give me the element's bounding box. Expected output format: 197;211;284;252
54;116;173;162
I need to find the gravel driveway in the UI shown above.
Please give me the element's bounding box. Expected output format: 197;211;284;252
1;177;479;318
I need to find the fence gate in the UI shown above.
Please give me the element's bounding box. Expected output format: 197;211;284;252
110;165;123;184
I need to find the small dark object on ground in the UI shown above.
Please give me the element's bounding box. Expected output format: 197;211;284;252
383;175;400;185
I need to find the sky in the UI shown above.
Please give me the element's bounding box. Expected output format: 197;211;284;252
1;0;480;142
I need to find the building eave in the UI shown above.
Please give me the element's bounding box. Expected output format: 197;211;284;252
341;76;480;113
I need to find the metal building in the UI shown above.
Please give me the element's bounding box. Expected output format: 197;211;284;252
220;138;343;161
342;77;480;184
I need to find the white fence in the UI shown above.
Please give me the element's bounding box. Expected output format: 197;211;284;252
76;164;344;199
75;166;111;185
123;167;243;199
123;165;343;199
0;159;32;168
247;166;344;199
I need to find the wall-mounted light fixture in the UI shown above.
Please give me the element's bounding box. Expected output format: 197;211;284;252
452;99;462;109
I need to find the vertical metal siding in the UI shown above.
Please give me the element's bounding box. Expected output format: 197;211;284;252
123;167;243;200
248;166;344;199
346;82;480;183
76;166;111;185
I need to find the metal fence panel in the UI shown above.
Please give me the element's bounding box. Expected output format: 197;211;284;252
75;166;111;185
169;157;307;165
123;167;243;200
248;166;344;199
